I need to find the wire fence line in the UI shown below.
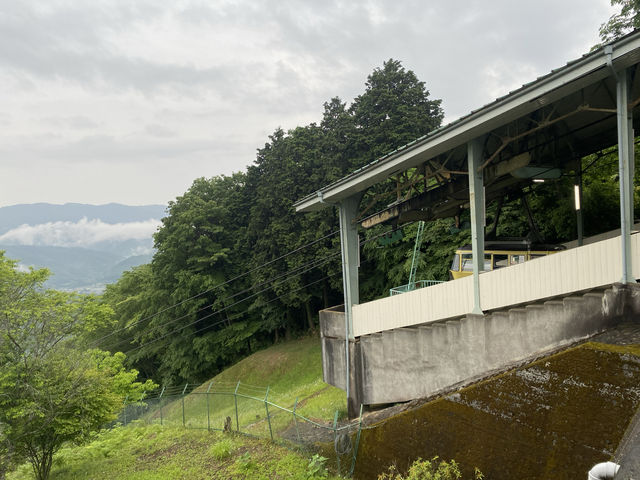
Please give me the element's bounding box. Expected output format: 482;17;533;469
118;381;364;477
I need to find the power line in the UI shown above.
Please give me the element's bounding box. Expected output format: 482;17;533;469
120;271;342;357
90;229;340;348
99;251;342;352
95;199;411;350
104;226;399;355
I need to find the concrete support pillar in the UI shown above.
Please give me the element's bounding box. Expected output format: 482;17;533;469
616;68;635;283
467;137;485;314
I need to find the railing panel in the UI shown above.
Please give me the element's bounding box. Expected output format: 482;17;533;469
353;276;474;336
353;234;639;337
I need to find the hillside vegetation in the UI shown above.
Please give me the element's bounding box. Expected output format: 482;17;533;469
8;425;340;480
8;336;347;480
98;59;449;388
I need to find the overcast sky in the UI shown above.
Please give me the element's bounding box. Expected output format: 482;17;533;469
0;0;617;207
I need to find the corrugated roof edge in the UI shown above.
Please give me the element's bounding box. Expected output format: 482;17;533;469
294;29;640;210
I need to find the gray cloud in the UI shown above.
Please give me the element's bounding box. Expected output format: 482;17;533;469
0;218;161;248
0;0;616;206
38;115;99;129
145;123;177;138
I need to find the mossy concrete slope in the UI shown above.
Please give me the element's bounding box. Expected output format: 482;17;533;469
354;341;640;480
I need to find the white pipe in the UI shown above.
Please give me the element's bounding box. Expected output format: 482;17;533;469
588;461;619;480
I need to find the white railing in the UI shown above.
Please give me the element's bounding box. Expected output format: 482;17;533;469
389;279;445;296
352;234;640;337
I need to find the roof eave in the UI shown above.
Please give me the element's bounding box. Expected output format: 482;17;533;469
295;31;640;213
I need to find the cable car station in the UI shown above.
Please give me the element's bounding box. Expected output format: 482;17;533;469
295;31;640;417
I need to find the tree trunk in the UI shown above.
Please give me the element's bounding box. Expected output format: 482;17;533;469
41;450;53;480
285;311;292;341
323;279;330;309
305;300;315;331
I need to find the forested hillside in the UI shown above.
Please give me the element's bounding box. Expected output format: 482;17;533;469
97;59;639;388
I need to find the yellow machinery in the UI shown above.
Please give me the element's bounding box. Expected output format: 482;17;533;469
449;241;564;280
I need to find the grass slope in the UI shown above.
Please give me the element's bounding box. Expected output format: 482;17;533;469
159;335;347;430
10;424;340;480
9;336;346;480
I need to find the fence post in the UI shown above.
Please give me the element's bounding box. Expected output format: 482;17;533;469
139;390;146;422
123;395;128;426
292;397;300;443
349;404;364;477
181;383;188;427
159;386;165;426
333;410;340;475
234;381;240;432
206;382;213;431
264;386;273;441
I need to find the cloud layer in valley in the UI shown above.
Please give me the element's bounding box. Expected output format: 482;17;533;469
0;218;161;251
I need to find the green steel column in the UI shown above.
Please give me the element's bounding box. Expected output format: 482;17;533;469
338;194;361;417
467;137;485;314
575;169;584;247
338;195;361;340
206;382;213;431
181;383;188;427
264;386;273;441
616;67;635;283
234;381;240;432
293;397;300;443
159;386;165;426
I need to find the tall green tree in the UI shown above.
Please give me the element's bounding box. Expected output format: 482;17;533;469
114;173;257;385
0;253;155;480
99;264;160;378
350;59;444;163
600;0;640;43
245;126;329;339
351;60;445;299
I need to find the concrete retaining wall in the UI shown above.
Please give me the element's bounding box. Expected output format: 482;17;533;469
319;283;640;408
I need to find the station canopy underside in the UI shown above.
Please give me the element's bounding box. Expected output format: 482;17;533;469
294;31;640;229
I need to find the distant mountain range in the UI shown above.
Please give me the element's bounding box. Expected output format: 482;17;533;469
0;203;166;293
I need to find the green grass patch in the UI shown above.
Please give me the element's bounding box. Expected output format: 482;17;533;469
8;423;340;480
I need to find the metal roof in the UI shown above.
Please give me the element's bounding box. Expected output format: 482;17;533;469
295;29;640;213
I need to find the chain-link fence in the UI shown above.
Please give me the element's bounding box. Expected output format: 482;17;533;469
118;382;363;477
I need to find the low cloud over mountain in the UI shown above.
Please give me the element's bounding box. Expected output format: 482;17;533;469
0;217;161;254
0;203;165;292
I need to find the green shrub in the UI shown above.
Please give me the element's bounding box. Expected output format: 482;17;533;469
208;437;236;460
378;457;483;480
